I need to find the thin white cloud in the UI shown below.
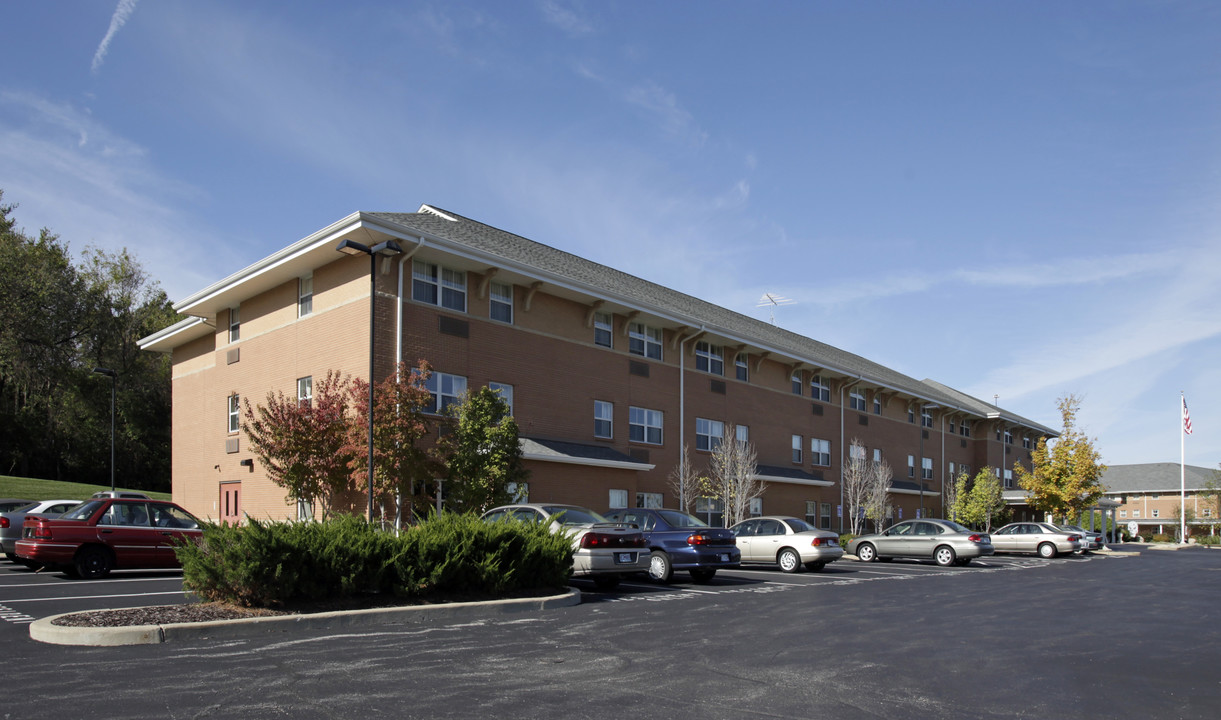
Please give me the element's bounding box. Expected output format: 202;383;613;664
538;0;594;37
624;81;709;146
92;0;140;74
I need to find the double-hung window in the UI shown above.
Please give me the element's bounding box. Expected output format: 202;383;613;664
628;323;663;360
298;274;313;317
488;382;513;415
594;401;613;439
921;457;933;480
636;492;663;509
594;312;612;348
227;394;240;434
921;409;934;428
792;434;803;464
426;372;467;414
810;375;830;402
960;421;971;438
629;407;663;445
413;260;467;312
735;353;748;382
849;390;866;411
736;425;749;444
490;282;513;323
812;438;831;467
228;306;240;343
1003;469;1013;488
908;455;916;478
297;376;313;407
696;418;724;452
695;342;723;375
791;372;803;395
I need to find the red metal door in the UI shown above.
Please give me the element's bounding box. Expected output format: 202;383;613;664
220;483;241;525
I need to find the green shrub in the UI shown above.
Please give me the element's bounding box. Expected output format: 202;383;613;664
1195;534;1220;546
177;513;573;607
838;534;855;550
1150;533;1175;543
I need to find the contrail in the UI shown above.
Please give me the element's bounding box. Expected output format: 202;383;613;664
92;0;140;74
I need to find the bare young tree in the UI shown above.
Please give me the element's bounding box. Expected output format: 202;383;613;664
865;457;894;533
700;423;765;527
842;438;870;536
667;443;702;513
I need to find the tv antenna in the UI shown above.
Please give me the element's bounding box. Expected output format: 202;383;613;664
757;293;796;325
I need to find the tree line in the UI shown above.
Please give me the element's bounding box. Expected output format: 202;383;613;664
0;191;177;489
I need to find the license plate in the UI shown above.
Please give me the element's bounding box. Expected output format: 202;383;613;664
615;552;635;564
719;553;730;562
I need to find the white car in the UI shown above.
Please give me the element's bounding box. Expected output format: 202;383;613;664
481;503;649;590
992;522;1082;558
729;516;843;572
1;499;83;561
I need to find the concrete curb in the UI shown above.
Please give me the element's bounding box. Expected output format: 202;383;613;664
29;587;582;647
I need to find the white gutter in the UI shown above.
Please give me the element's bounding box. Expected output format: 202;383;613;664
522;453;655;472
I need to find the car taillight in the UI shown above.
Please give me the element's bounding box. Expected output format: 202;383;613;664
0;517;7;529
33;525;52;540
581;532;645;549
968;534;983;543
812;537;837;547
1069;534;1080;541
688;533;710;545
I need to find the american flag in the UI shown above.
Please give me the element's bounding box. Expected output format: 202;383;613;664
1183;396;1193;435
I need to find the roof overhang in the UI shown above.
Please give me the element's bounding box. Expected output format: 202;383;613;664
137;316;212;354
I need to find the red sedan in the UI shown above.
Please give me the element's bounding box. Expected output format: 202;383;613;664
15;498;202;579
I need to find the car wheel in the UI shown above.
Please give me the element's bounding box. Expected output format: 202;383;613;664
74;546;113;579
856;543;877;563
592;574;621;591
647;550;673;584
934;545;957;567
1037;542;1057;559
777;547;802;573
689;568;716;584
804;561;826;572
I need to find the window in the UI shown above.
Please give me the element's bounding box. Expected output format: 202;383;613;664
791;372;802;395
696;418;724;452
1022;436;1032;449
489;382;513;415
873;397;881;415
849;390;866;411
810;375;830;402
922;457;933;480
805;501;819;525
608;489;629;510
412;260;467;312
749;498;763;517
594;401;613;439
908;408;916;424
695;497;723;527
821;502;832;530
298;274;313;317
849;444;866;462
948;419;956;434
921;409;934;428
907;455;915;478
628;322;663;360
960;421;971;438
1152;509;1160;519
1004;430;1013;445
792;434;803;464
297;376;313;407
1119;510;1128;519
297;498;312;522
873;448;882;463
594;312;612;348
228;306;240;343
1132;510;1141;518
1204;508;1213;518
1003;469;1013;488
489;282;513;323
636;492;663;509
695;342;723;375
227;394;240;434
812;439;831;467
736;425;749;443
507;482;529;502
425;372;467;414
629;407;663;445
735;353;748;382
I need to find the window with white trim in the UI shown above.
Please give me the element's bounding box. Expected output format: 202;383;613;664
636;492;663;509
490;282;513;324
748;498;763;517
412;260;467;312
696;418;724;452
849;444;866;462
908;455;915;478
1152;509;1160;519
792;434;803;464
735;353;748;382
489;382;513;415
1004;430;1013;445
791;372;803;395
298;274;313;317
297;376;313;407
1119;510;1127;519
594;400;613;439
922;457;933;480
908;408;916;423
609;489;629;510
812;438;831;467
873;397;881;415
736;424;749;443
425;372;467;414
1022;435;1032;449
849;390;866;411
695;342;724;375
594;312;612;348
629;406;663;445
874;448;882;463
810;375;830;402
628;322;663;360
227;394;240;434
821;502;832;530
805;501;819;526
297;498;312;522
228;306;240;343
1132;509;1141;518
1003;469;1013;488
921;409;934;428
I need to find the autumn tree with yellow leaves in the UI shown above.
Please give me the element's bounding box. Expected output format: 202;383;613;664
1014;394;1107;523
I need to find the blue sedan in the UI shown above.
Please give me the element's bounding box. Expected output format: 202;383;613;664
603;508;740;583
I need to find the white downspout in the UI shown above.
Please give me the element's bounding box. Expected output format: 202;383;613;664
395;238;426;370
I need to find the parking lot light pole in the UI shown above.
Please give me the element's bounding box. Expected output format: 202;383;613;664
92;367;117;493
335;238;404;522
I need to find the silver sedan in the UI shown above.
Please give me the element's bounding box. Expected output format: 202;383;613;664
729;516;843;572
992;522;1081;558
848;519;994;567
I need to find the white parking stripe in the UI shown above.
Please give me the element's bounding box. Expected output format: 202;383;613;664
0;575;183;588
3;590;188;604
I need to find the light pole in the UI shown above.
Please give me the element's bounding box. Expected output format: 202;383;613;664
93;367;117;493
335;238;403;522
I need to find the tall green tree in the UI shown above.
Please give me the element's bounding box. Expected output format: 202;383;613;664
436;386;528;515
948;471;972;524
960;468;1006;532
1014;394;1106;523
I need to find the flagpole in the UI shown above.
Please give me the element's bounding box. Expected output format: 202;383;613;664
1181;392;1187;544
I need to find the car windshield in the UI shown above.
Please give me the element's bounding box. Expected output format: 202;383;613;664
656;510;707;528
544;506;606;525
62;500;105;521
940;520;974;533
784;518;817;533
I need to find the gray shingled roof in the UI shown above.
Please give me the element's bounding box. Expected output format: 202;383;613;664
369;207;1054;433
1100;463;1217;493
520;437;648;467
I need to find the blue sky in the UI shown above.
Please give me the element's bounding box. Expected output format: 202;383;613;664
2;1;1219;469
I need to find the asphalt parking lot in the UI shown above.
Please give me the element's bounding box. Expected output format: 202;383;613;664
3;546;1219;719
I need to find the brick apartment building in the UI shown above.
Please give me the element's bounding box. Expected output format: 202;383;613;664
1102;463;1219;537
139;205;1055;530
